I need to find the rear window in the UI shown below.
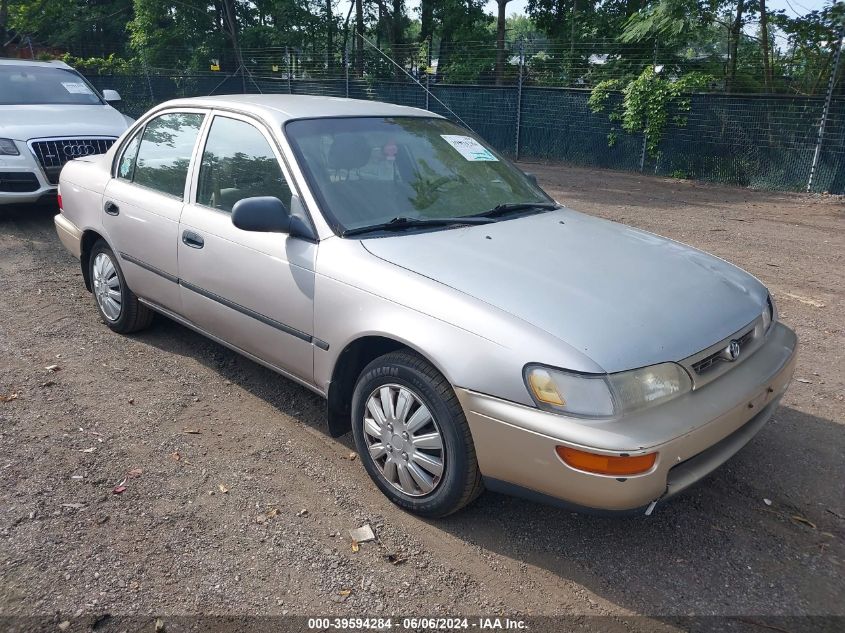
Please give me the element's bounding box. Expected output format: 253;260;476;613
0;65;103;105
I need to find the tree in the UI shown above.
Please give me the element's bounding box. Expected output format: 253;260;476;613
325;0;333;70
5;0;134;58
355;0;364;75
432;0;492;82
0;0;10;54
494;0;513;85
759;0;770;90
727;0;745;92
771;0;844;94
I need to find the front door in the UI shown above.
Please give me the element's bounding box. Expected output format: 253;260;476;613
102;111;205;312
177;112;317;384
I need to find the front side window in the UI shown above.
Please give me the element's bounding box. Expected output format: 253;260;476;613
196;116;292;213
0;66;103;106
117;131;141;180
285;116;549;234
133;112;204;198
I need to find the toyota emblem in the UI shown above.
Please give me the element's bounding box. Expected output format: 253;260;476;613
63;144;96;158
727;340;741;361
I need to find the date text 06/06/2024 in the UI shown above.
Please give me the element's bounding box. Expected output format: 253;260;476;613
306;617;527;629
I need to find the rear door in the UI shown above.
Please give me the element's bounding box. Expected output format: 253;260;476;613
177;111;317;384
102;110;206;312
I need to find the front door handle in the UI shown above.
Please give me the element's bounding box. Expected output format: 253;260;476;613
181;230;204;249
104;200;119;216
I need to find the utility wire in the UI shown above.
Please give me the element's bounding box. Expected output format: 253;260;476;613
354;32;477;133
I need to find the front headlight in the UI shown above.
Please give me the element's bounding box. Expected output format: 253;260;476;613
762;295;775;332
0;138;20;156
525;362;692;419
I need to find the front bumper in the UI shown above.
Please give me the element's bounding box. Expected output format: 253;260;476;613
0;146;55;205
456;322;798;513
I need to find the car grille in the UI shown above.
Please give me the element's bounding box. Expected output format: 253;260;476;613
30;138;116;185
691;328;755;374
0;172;40;192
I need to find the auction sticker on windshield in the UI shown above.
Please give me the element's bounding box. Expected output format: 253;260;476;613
441;135;498;161
62;82;94;95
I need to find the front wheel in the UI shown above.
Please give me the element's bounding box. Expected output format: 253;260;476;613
351;350;483;517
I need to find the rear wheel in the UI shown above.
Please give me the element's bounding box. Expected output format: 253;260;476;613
89;240;153;334
351;350;483;517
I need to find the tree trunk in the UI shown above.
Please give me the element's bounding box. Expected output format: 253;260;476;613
222;0;244;78
391;0;403;78
0;0;8;56
727;0;745;93
759;0;771;91
375;2;381;49
419;0;433;43
355;0;364;76
494;0;510;85
569;0;579;84
326;0;334;72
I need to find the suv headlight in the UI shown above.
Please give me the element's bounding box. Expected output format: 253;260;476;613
525;362;692;419
0;138;20;156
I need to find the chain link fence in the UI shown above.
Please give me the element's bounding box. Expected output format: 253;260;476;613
80;38;845;194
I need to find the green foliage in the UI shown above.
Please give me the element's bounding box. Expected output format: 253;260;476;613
0;0;838;97
770;1;845;95
620;0;717;48
6;0;134;55
589;67;712;156
59;53;139;75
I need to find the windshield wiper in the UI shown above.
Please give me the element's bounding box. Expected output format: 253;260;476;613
471;202;560;219
341;215;494;237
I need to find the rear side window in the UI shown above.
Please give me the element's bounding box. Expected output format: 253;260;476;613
133;112;204;198
196;116;292;213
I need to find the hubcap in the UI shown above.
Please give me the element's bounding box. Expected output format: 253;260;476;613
362;384;446;497
92;252;122;321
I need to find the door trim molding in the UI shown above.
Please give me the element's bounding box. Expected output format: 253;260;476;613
119;252;179;283
119;252;329;350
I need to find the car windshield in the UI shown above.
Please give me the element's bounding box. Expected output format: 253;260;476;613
0;66;103;106
285;117;552;234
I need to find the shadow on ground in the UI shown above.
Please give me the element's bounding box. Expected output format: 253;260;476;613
136;314;844;619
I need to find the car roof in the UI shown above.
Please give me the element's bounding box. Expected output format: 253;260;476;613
0;58;72;69
157;94;442;124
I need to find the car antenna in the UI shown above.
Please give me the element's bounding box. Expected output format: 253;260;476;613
354;33;477;135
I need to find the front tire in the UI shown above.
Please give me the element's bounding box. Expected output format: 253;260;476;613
89;240;153;334
351;350;483;517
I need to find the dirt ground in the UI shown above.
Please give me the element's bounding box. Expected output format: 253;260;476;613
1;165;843;630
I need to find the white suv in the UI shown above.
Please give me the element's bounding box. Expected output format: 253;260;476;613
0;58;132;205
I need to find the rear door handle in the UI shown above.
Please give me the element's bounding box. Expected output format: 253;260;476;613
104;200;119;216
182;230;204;249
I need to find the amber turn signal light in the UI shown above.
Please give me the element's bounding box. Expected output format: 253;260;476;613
556;446;657;476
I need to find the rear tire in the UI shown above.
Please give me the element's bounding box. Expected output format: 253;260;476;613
351;350;483;517
89;240;153;334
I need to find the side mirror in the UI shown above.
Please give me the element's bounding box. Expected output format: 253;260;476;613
102;89;122;102
523;172;539;187
232;196;291;233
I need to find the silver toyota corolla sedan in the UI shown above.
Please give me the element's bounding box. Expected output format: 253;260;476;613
54;95;797;517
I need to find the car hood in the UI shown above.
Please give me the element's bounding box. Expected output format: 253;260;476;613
361;208;768;373
0;104;131;140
